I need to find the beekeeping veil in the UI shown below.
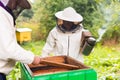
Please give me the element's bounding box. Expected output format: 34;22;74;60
55;7;83;33
0;0;33;20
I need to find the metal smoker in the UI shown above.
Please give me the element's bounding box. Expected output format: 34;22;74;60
80;30;96;56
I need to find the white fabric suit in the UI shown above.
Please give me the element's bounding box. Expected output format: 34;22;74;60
0;6;34;75
42;26;84;63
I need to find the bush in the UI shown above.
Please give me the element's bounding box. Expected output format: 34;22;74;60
102;24;120;45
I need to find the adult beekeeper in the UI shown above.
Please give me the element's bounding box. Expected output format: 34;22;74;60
42;7;85;63
0;0;41;79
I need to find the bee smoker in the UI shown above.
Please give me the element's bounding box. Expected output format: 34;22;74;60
80;30;96;56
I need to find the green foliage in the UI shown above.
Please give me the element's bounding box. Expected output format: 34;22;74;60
21;9;34;19
7;63;21;80
84;43;120;80
16;9;34;22
102;24;120;43
21;41;45;55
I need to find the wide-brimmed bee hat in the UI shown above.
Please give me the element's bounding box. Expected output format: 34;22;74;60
55;7;83;22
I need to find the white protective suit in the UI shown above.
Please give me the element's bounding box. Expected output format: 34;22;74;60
42;26;84;63
0;5;34;75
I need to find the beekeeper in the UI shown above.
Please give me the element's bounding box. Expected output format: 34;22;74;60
42;7;85;63
0;0;41;79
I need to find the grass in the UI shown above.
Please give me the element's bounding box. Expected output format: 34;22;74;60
21;40;45;55
6;41;120;80
84;43;120;80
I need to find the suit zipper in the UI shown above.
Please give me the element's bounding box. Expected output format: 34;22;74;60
67;36;70;56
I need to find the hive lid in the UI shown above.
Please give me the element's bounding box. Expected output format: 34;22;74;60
16;28;32;32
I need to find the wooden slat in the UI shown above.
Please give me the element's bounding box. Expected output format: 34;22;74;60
40;60;80;69
42;56;65;63
28;64;47;68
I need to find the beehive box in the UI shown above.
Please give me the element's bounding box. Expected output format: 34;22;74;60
20;56;97;80
16;28;32;44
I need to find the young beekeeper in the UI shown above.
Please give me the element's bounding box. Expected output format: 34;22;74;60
42;7;85;63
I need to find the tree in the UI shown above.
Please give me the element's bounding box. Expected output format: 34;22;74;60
99;0;120;44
